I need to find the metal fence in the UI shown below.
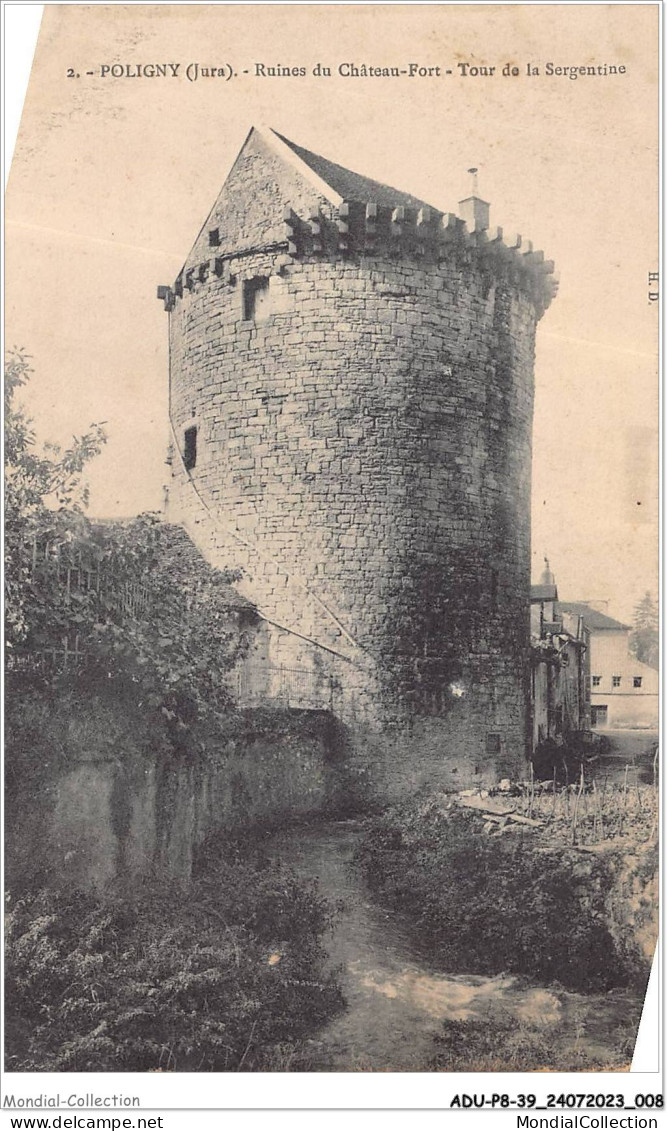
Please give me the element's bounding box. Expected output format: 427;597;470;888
7;637;89;674
11;540;334;714
235;664;334;711
7;537;162;674
18;536;154;621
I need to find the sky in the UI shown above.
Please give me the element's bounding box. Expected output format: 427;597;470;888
5;3;659;623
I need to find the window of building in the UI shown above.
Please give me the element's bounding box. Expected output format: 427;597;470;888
486;733;501;754
612;675;621;688
592;675;601;687
183;425;197;471
243;277;271;322
633;676;643;688
591;704;608;727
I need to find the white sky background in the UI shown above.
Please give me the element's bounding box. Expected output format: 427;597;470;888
4;3;659;624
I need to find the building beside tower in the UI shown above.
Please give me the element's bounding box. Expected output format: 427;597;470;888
530;559;658;745
557;601;659;731
530;562;591;752
159;126;557;792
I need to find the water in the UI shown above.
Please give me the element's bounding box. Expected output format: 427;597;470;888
267;820;642;1072
594;729;659;786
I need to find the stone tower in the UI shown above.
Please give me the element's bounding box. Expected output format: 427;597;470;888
159;127;557;790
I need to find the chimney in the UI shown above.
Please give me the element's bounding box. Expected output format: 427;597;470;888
458;167;490;231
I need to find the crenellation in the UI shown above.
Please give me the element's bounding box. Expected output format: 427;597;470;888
162;126;554;787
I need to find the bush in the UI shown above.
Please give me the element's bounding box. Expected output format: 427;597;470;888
5;349;250;733
429;1015;635;1073
355;795;631;992
5;844;343;1072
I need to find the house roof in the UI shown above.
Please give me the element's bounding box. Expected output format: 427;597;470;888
555;601;630;632
179;124;444;276
531;584;558;601
164;125;556;318
270;129;439;212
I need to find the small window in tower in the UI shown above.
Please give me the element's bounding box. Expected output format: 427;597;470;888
633;676;643;688
490;568;499;609
243;277;271;322
592;675;601;687
612;675;621;688
183;426;197;471
486;733;501;755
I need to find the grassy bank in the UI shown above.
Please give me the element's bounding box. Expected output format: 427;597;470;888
355;789;657;994
5;836;344;1072
429;1013;637;1073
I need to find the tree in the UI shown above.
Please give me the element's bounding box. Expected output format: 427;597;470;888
4;349;107;649
629;591;658;670
81;515;249;727
5;350;248;729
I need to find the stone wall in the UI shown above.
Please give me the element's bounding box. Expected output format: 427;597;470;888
5;692;344;894
5;675;530;897
165;128;554;784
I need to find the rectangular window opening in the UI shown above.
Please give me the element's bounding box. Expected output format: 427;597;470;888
633;676;643;688
592;675;601;687
612;675;621;688
490;568;498;609
486;732;501;755
243;276;271;322
183;425;197;471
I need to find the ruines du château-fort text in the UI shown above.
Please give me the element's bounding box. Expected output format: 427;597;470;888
86;59;628;83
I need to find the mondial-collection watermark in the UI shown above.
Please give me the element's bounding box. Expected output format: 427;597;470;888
3;1096;140;1110
516;1120;659;1129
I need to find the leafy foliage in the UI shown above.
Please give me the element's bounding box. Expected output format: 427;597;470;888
4;355;345;1074
5;351;249;729
355;795;631;992
5;842;343;1072
429;1014;636;1073
4;350;106;519
71;517;249;727
5;349;106;649
629;591;658;669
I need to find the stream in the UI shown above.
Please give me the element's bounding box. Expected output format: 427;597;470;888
266;819;642;1072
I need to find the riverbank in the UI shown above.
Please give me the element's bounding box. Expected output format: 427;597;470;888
265;818;646;1071
5;836;344;1072
355;789;657;991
